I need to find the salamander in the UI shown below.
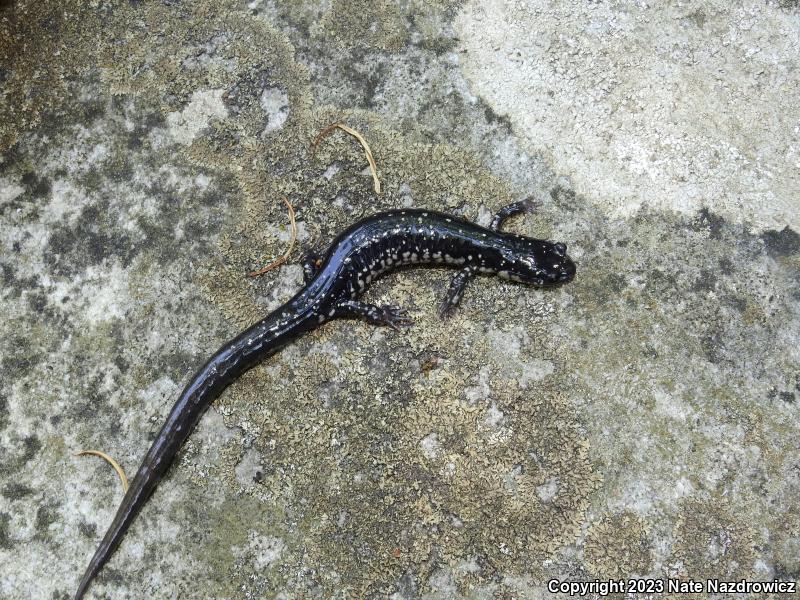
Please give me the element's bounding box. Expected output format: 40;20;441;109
74;201;576;599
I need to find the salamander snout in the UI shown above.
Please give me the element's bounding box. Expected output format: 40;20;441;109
547;242;575;284
558;255;576;283
551;242;575;283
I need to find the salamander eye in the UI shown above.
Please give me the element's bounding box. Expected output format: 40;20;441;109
554;243;566;256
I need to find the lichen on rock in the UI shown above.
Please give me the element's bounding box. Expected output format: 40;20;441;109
1;0;799;598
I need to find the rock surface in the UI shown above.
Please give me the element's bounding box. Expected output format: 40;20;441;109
1;1;798;598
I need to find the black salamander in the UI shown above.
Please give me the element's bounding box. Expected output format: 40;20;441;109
74;201;576;599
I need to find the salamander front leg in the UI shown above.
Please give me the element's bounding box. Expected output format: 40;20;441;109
438;201;533;318
301;249;324;284
336;300;414;330
439;266;476;318
489;199;535;232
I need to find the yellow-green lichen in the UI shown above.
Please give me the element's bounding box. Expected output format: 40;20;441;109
206;325;600;595
0;1;102;150
584;511;652;578
314;0;409;52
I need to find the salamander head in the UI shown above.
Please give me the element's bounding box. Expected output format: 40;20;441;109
497;237;576;286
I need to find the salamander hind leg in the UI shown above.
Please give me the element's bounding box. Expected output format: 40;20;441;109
490;199;535;232
439;266;476;318
336;300;413;330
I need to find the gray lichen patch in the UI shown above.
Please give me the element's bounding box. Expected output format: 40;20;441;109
0;35;241;595
455;0;800;232
672;497;757;580
547;187;800;582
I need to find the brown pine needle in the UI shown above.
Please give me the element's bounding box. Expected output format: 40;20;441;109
248;196;297;277
311;122;381;195
76;450;129;493
310;122;341;155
